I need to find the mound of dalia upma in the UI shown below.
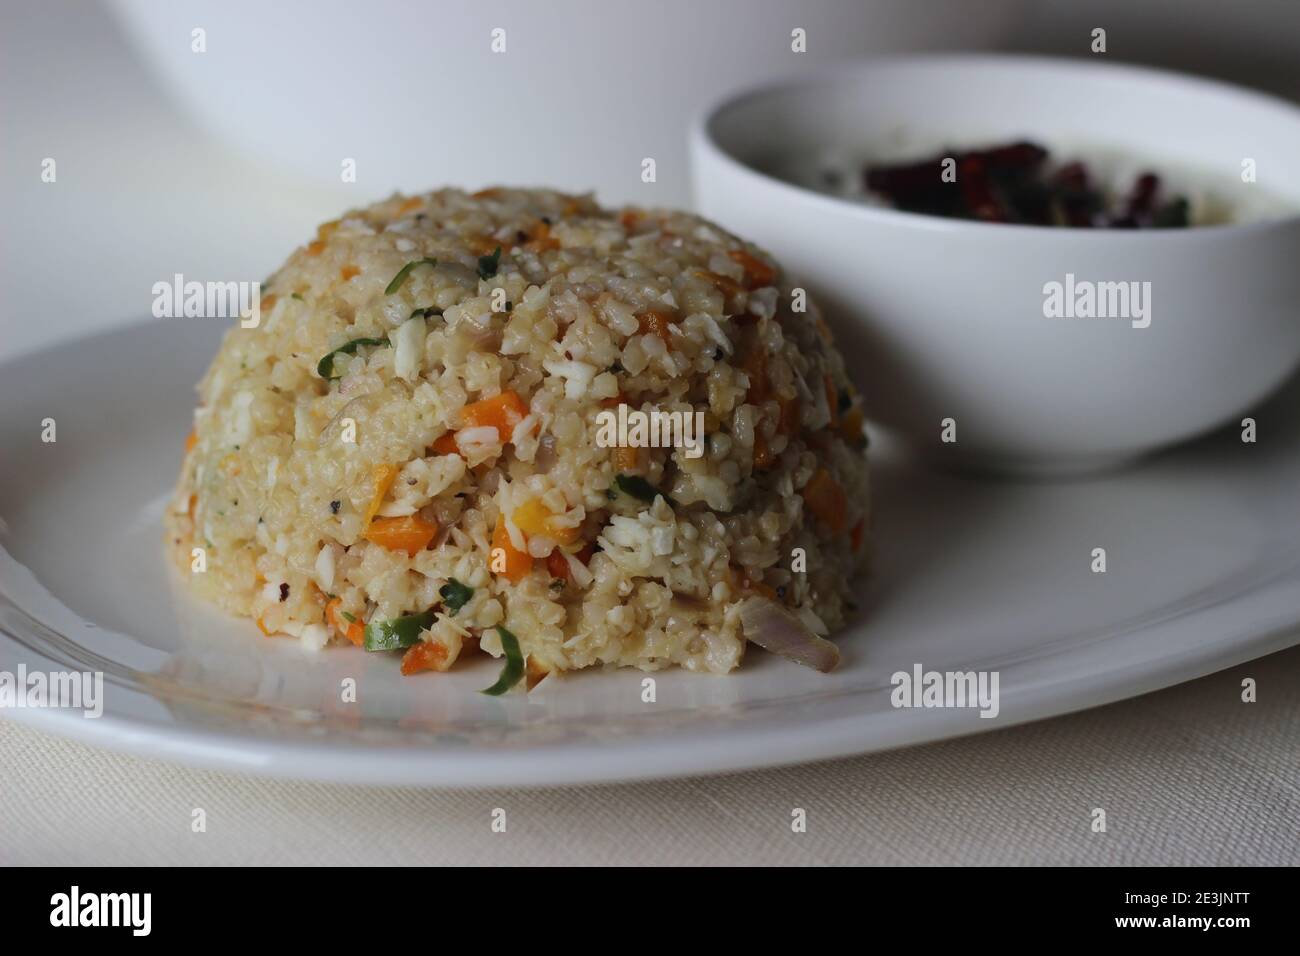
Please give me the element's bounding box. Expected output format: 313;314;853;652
167;187;869;692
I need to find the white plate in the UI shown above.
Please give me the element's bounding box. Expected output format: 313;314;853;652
3;321;1299;787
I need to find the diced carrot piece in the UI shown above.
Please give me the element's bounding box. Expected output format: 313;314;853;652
339;264;361;281
513;499;581;545
696;269;745;297
472;188;502;200
396;196;423;214
742;346;768;404
619;209;642;230
850;519;865;553
600;392;626;409
326;598;365;647
728;249;776;289
185;430;198;453
461;390;528;441
363;464;399;527
546;549;571;581
614;446;640;473
522;219;560;252
488;515;530;582
801;468;848;534
778;397;800;435
492;518;533;583
187;494;196;522
363;514;438;556
306;239;326;257
637;309;676;346
525;656;550;690
261;293;278;312
400;641;451;675
825;375;839;427
431;433;459;455
510;498;550;536
840;406;865;443
467;233;504;256
317;220;340;240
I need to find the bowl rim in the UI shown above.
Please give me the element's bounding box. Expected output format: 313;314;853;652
691;52;1300;241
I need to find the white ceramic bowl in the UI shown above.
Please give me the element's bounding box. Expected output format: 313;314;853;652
105;0;1029;208
691;54;1300;474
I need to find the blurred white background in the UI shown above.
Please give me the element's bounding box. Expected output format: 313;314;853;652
2;0;1297;359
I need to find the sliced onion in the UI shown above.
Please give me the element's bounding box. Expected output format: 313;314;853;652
737;596;840;672
534;434;557;474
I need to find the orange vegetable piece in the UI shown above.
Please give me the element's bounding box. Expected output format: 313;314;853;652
778;396;800;435
523;219;560;252
728;249;776;289
840;406;865;443
696;269;745;299
363;514;438;556
339;264;361;281
801;467;848;534
492;518;533;583
326;598;365;647
512;498;581;545
400;641;451;675
363;464;399;527
546;549;571;581
185;430;198;453
431;433;459;455
306;239;326;257
614;446;640;473
525;656;550;690
742;346;768;404
461;390;528;441
256;615;274;637
396;196;424;214
637;309;676;346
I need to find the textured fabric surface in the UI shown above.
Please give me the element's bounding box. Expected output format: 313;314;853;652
3;646;1297;866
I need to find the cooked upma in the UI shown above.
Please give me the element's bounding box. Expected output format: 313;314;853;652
167;187;869;691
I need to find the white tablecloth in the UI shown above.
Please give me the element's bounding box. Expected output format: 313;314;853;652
4;646;1297;865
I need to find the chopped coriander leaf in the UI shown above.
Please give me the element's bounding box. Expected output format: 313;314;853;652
409;306;443;320
477;246;503;280
341;611;356;623
613;473;674;506
317;336;389;379
363;608;436;651
291;292;303;301
480;625;525;695
384;257;438;295
439;578;474;615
